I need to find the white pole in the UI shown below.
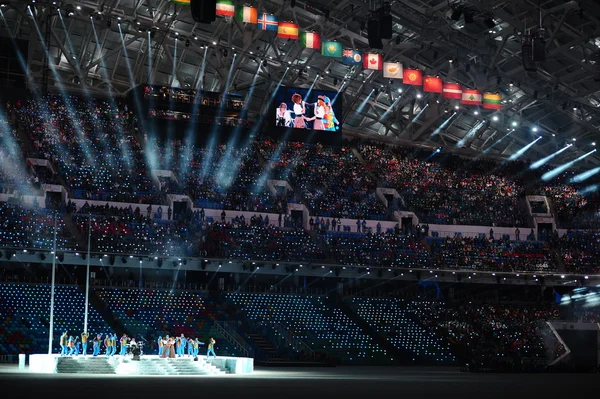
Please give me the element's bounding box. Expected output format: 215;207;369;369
48;212;58;354
83;216;92;333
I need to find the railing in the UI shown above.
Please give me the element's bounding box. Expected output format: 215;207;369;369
213;321;254;358
273;323;315;360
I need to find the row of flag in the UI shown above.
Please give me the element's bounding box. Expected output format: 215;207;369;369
171;1;501;109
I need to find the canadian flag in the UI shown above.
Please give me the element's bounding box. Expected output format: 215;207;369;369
363;53;383;70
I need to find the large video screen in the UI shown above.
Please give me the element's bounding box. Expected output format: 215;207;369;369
268;86;342;146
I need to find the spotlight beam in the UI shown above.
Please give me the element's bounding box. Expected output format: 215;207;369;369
542;149;597;181
508;136;542;160
570;166;600;183
530;144;572;169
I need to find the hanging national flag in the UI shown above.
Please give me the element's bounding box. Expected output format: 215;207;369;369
277;21;299;40
462;89;483;105
483;93;502;110
423;76;443;93
363;53;383;70
443;83;462;99
321;41;342;58
235;5;258;23
216;0;235;17
402;68;423;85
300;32;321;49
257;13;278;31
341;49;362;65
170;0;190;4
383;62;402;79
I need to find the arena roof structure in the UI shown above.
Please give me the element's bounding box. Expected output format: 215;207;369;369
1;0;599;166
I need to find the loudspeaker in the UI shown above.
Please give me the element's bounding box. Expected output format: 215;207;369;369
595;53;600;82
368;19;383;49
190;0;216;24
194;356;199;361
533;36;545;61
379;14;392;39
521;36;536;72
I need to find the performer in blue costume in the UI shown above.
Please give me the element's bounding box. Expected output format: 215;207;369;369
157;336;164;357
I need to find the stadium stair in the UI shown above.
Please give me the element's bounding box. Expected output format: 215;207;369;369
207;291;273;360
56;356;116;374
62;213;86;250
551;248;567;273
55;356;227;375
86;287;129;337
327;295;405;365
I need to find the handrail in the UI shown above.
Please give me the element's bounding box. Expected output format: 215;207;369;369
213;321;254;358
273;323;315;359
219;320;256;358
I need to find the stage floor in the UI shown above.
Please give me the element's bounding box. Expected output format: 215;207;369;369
0;364;598;398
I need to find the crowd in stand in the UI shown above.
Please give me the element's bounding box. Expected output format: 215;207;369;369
16;96;160;204
359;142;531;227
429;236;554;272
554;230;600;274
411;301;564;372
0;97;600;275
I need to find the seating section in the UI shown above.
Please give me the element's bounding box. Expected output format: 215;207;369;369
257;140;388;220
429;237;554;272
536;185;600;229
17;96;160;204
94;288;236;356
556;230;600;274
358;143;530;226
0;203;77;251
323;231;431;268
411;301;563;370
73;207;204;257
351;297;455;364
226;293;388;363
0;284;110;354
203;224;325;261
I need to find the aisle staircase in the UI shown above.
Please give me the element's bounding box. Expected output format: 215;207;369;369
55;356;228;375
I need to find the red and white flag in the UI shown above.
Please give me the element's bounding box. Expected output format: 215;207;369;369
462;89;483;105
363;53;383;70
442;83;462;99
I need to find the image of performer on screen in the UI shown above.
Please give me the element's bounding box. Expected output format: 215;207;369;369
306;95;326;130
276;102;292;127
291;93;307;128
323;96;339;131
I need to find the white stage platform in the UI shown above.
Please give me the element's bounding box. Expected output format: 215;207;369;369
29;354;253;375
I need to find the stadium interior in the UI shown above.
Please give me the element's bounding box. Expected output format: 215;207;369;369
0;0;600;395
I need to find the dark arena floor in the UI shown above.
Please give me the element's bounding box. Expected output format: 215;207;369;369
1;365;598;399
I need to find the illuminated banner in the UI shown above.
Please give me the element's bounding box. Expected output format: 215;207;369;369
383;62;402;79
402;68;423;86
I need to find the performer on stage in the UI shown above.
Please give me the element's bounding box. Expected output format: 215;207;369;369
59;331;68;356
120;334;128;356
104;334;112;356
92;335;100;356
187;337;195;357
161;336;175;358
157;336;164;357
81;332;89;356
192;338;199;357
177;334;187;357
207;338;216;359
